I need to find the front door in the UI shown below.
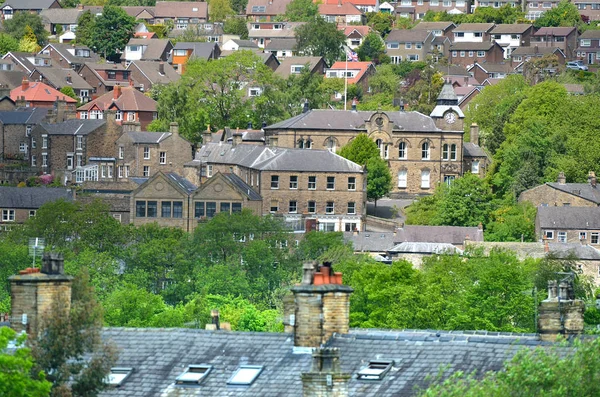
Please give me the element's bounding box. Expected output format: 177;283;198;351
588;52;595;65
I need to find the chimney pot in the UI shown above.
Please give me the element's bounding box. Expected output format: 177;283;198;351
21;77;29;92
211;309;220;330
558;171;566;185
113;84;121;100
41;252;65;275
169;122;179;134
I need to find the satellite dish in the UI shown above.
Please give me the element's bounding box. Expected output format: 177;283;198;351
28;238;45;267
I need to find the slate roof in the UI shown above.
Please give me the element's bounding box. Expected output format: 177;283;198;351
222;173;262;200
548;243;600;260
413;21;456;31
386;29;431;43
344;231;399;252
0;70;27;89
490;24;533;35
537;206;600;230
0;186;73;208
0;108;47;125
534;27;576;36
126;39;171;61
42;44;99;65
2;0;57;10
3;52;36;74
172;42;219;60
10;80;77;104
265;38;297;51
449;42;496;51
192;143;363;174
546;182;600;204
275;56;324;78
127;61;180;85
78;86;157;112
246;0;293;16
166;172;197;193
32;67;92;91
231;39;258;48
154;1;208;18
38;119;105;135
126;131;172;144
265;109;440;132
389;241;463;254
463;142;487;157
98;327;554;397
453;23;495;32
40;8;82;24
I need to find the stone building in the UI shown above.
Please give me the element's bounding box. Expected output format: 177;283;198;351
0;186;73;231
264;82;486;197
0;107;47;161
519;171;600;207
536;205;600;245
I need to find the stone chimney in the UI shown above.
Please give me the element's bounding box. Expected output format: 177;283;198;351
470;123;479;146
122;121;141;132
288;262;353;348
16;95;26;108
0;84;10;98
202;125;212;145
301;348;350;397
169;121;179;134
113;84;122;100
21;77;29;92
9;252;73;337
557;171;566;185
232;131;243;147
204;309;231;331
588;171;596;188
538;278;585;342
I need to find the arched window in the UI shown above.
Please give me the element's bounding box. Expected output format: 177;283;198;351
384;144;389;159
298;139;304;149
398;141;407;159
305;139;312;149
421;142;430;160
325;137;336;152
450;144;457;161
442;144;449;160
375;139;383;158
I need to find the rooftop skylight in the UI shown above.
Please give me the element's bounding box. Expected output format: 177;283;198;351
176;365;212;386
106;367;134;387
356;360;394;381
227;365;264;386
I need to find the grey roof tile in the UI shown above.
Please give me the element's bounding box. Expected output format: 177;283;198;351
546;182;600;204
38;119;105;135
0;186;73;208
126;131;172;144
0;108;47;125
463;142;487;157
537;206;600;229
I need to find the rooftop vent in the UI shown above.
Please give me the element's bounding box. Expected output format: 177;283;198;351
356;360;394;381
227;365;264;386
176;365;212;386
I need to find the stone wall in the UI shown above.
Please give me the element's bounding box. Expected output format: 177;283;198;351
519;184;597;207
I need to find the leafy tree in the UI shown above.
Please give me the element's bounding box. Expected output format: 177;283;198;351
357;32;386;64
338;133;380;166
18;26;41;53
74;11;95;46
283;0;319;22
3;12;48;45
230;0;248;13
366;12;395;37
32;269;117;397
59;86;79;106
0;327;51;397
432;173;493;227
0;33;19;54
485;200;537;242
296;231;349;261
208;0;234;22
295;18;346;65
88;5;136;60
366;156;392;208
368;64;400;97
223;16;249;39
0;241;29;312
534;0;581;28
279;64;329;115
401;56;444;114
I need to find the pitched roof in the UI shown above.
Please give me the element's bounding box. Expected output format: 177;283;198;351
534;27;576;36
328;61;374;84
449;42;497;51
563;83;585;95
549;243;600;260
511;46;564;56
490;24;533;34
0;186;73;208
545;182;600;204
154;1;207;18
413;21;456;31
468;62;513;73
125;131;173;144
318;2;363;15
247;22;303;39
580;30;600;39
2;52;36;74
339;25;371;37
264;109;440;132
321;0;376;6
386;29;431;43
40;8;82;23
463;142;487;157
275;56;324;78
77;85;157;112
264;38;297;51
38;119;105;135
127;61;180;85
165;172;197;193
231;39;258;48
453;23;495;32
122;6;156;18
41;43;99;65
220;173;262;200
0;70;27;89
389;241;463;254
98;327;553;396
172;42;219;60
10;80;76;103
246;0;293;16
32;67;92;91
0;108;47;125
126;39;172;61
537;206;600;229
2;0;57;10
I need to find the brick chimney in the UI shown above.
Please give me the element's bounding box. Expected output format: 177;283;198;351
9;252;73;337
301;348;350;397
538;277;585;342
113;84;122;100
470;123;479;146
287;262;353;348
21;77;29;92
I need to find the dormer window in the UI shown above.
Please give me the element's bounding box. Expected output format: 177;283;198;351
106;367;134;387
357;360;394;380
274;24;282;29
176;365;212;385
227;365;264;385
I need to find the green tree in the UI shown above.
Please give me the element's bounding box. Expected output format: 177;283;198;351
295;18;346;66
485;200;537;242
402;56;444;114
338;133;380;166
223;16;249;39
534;0;581;28
0;33;19;54
18;25;41;53
0;327;51;397
432;173;493;227
208;0;234;22
230;0;248;13
283;0;319;22
357;31;386;63
3;12;48;45
368;64;400;96
366;12;395;37
279;64;329;116
74;11;95;46
366;156;392;208
59;86;79;106
32;268;117;397
88;5;136;60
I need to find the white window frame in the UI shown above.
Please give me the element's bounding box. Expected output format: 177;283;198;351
398;169;407;188
421;170;430;189
159;151;166;164
557;231;567;243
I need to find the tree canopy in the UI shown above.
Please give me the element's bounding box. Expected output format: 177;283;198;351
87;5;136;60
294;18;346;66
337;133;380;166
283;0;319;22
3;13;48;46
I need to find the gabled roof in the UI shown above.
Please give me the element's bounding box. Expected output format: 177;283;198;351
453;23;495;32
468;62;513;73
450;42;498;51
246;0;293;16
122;6;156;18
537;206;600;229
125;39;172;61
463;142;487;157
275;56;325;78
154;1;207;18
264;38;297;51
511;46;565;57
38;119;105;136
40;8;82;24
0;108;47;125
172;42;219;60
2;52;36;74
327;61;374;84
165;172;197;193
545;182;600;204
265;109;440;132
318;2;364;15
200;172;262;200
2;0;58;10
127;61;180;85
10;80;76;103
386;29;431;43
339;25;371;37
579;30;600;39
32;67;93;91
77;85;157;112
40;43;99;65
534;27;576;36
413;21;456;31
490;24;533;35
0;186;73;208
125;131;173;144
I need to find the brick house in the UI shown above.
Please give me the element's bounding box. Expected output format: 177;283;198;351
406;0;469;21
126;61;180;92
40;8;83;41
245;0;292;22
29;67;93;104
449;42;505;67
519;171;600;208
510;46;566;69
339;26;372;49
531;27;578;59
324;61;376;97
183;138;367;232
10;78;77;109
467;62;514;84
0;108;47;161
576;30;600;65
536;205;600;245
114;122;194;180
525;0;560;21
38;44;98;72
153;1;208;28
0;186;73;231
385;29;436;63
78;63;136;97
274;56;327;79
247;21;304;49
318;2;365;25
77;84;158;131
123;39;173;64
412;21;456;38
1;0;60;20
575;0;600;22
2;52;36;74
489;24;534;59
320;0;377;13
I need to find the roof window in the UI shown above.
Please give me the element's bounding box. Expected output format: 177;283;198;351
106;367;134;387
227;365;264;385
356;360;394;380
176;365;212;385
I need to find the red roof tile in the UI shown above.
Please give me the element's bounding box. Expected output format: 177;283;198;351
77;84;157;112
318;2;363;15
328;61;374;84
10;79;76;103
